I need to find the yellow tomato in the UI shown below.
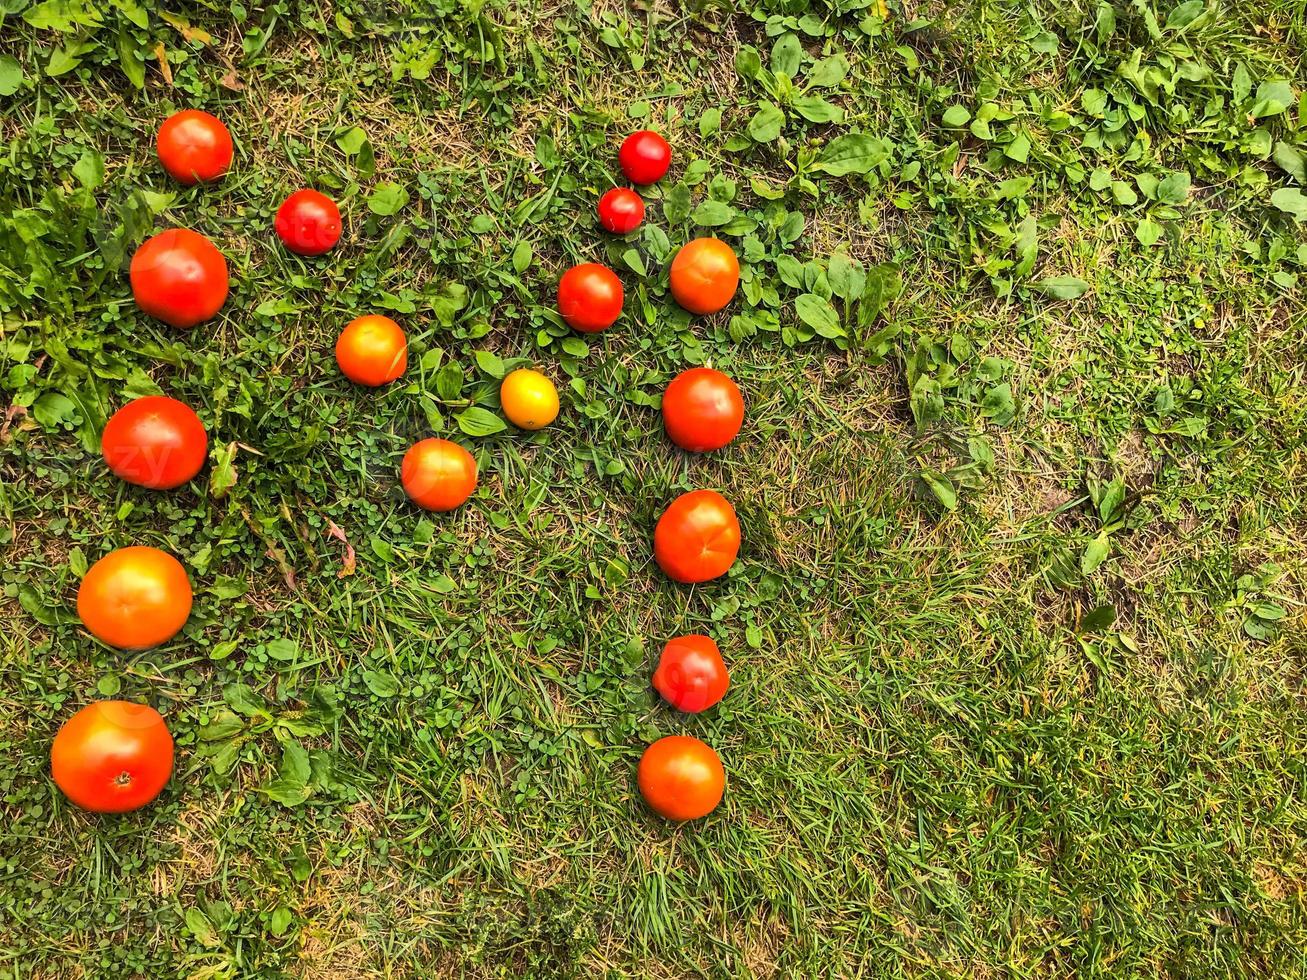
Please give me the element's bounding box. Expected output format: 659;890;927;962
500;369;560;430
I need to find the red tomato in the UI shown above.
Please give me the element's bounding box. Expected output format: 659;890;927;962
401;438;477;512
156;109;233;185
654;489;740;584
557;263;623;333
670;238;739;315
638;735;724;820
597;188;645;234
77;546;192;650
130;229;229;329
653;635;729;712
101;396;208;490
336;315;408;386
619;130;672;185
275;189;341;256
662;367;744;452
51;701;174;813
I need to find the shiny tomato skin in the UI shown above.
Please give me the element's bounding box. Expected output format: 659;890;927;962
52;701;174;813
597;188;645;233
619;130;672;185
336;315;408;387
557;263;623;333
669;238;740;315
654;489;741;584
130;229;229;329
653;635;729;713
638;735;724;820
77;546;192;650
101;396;208;490
662;367;744;453
275;189;341;256
156;109;233;185
401;438;477;512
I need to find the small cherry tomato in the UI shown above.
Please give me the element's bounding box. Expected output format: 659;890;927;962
401;438;477;512
130;229;229;329
654;489;741;584
102;396;208;490
335;315;407;387
51;701;174;813
597;188;645;234
557;263;623;333
670;238;739;315
662;367;744;453
638;735;724;820
156;109;233;185
653;635;729;713
619;130;672;185
500;368;559;430
77;546;193;650
275;189;341;256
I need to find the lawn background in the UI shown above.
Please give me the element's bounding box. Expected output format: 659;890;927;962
1;0;1305;976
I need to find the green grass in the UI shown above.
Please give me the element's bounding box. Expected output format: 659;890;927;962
1;0;1305;976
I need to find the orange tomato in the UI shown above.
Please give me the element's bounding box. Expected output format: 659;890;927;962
77;546;192;650
401;438;477;511
638;735;725;820
336;315;408;386
51;701;174;813
669;238;739;315
500;369;559;430
653;489;741;583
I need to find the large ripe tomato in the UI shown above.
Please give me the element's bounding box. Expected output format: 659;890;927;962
669;238;739;315
336;315;408;387
51;701;174;813
662;367;744;452
597;188;645;234
275;189;341;256
638;735;724;820
156;109;233;185
619;130;672;185
500;368;559;430
130;229;229;329
101;396;208;490
653;635;729;713
557;263;623;332
401;438;477;512
654;489;741;584
77;546;193;650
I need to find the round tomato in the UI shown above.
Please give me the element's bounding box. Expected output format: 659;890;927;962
662;367;744;453
557;263;623;333
102;396;208;490
638;735;724;820
654;489;740;584
597;188;645;234
336;315;407;387
77;546;192;650
500;368;559;430
619;130;672;185
275;189;341;256
653;635;729;713
156;109;233;185
669;238;739;315
52;701;174;813
401;438;477;512
130;229;229;329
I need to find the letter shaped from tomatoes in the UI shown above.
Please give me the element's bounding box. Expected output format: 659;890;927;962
51;701;174;813
653;489;740;583
662;367;744;452
638;735;724;820
653;635;729;712
101;396;208;490
557;263;623;332
156;109;233;185
77;546;193;650
669;238;739;315
401;438;477;512
130;229;229;329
